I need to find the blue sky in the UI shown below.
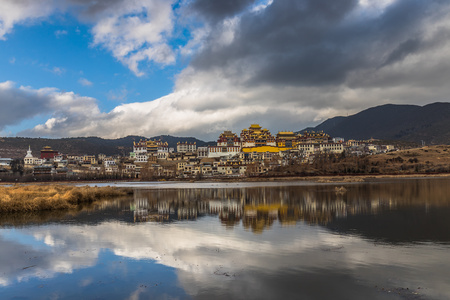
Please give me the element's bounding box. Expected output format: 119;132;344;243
1;0;450;140
0;9;184;111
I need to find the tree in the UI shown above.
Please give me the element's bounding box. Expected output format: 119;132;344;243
140;163;156;180
246;162;261;177
10;159;24;176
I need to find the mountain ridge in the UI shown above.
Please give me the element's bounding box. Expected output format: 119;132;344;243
301;102;450;144
0;135;213;159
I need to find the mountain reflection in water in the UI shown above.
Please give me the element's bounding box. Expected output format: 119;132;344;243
1;178;450;300
130;179;450;242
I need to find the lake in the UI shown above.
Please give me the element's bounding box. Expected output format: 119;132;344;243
1;178;450;299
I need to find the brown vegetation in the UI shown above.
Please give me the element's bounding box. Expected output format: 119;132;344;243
0;184;132;213
269;145;450;177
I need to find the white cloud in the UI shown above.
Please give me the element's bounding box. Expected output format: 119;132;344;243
251;0;273;13
0;0;178;75
51;67;65;75
78;77;93;86
0;0;55;40
178;26;209;57
7;72;351;139
91;0;177;76
54;29;68;38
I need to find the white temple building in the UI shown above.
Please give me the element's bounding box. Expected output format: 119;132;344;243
24;146;40;166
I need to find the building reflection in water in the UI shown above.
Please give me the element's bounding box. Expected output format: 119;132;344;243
129;179;450;233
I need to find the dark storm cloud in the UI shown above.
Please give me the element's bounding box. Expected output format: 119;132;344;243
191;0;448;87
0;84;50;130
0;82;101;137
381;25;450;68
381;37;423;67
190;0;257;23
66;0;126;19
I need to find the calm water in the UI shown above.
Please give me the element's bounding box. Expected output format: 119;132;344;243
2;178;450;299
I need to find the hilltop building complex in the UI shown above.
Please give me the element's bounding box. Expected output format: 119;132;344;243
125;124;353;177
13;123;394;179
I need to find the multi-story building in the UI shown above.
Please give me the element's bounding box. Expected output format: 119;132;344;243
147;139;168;154
240;124;276;147
200;163;213;176
103;158;117;168
297;143;316;155
132;139;170;160
133;140;147;155
297;131;332;144
67;155;83;164
0;157;13;167
208;130;241;158
40;146;59;160
217;130;241;147
197;147;209;158
83;155;97;165
346;139;363;147
177;142;196;153
319;143;344;154
133;139;169;154
208;146;241;158
105;165;119;173
177;161;187;172
33;165;56;175
123;163;137;176
276;131;298;148
157;144;170;159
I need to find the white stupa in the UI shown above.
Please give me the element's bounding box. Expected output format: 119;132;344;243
24;146;35;165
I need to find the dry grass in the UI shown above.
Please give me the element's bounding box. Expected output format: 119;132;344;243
373;145;450;165
0;184;132;213
315;176;365;183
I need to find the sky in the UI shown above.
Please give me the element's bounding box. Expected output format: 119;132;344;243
1;0;450;140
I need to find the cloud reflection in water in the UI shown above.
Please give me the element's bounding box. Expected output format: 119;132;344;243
1;180;450;299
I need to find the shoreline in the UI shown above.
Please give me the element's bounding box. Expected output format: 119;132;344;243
2;173;450;186
242;173;450;183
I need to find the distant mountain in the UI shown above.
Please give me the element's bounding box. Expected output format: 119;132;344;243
0;135;213;159
301;102;450;144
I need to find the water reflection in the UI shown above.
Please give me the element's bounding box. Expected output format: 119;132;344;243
1;178;450;299
129;179;450;241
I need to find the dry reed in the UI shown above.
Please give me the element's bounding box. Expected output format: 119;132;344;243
0;185;132;213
